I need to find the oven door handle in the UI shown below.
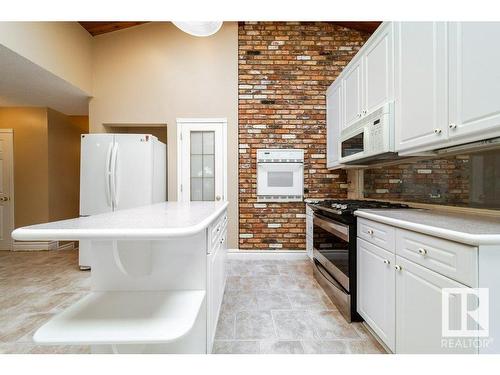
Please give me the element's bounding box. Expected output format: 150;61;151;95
313;259;348;294
313;214;349;242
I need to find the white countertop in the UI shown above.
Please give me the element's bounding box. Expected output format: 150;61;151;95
12;201;228;241
355;209;500;246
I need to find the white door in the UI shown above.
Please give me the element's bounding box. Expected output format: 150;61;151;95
178;119;226;202
395;22;448;154
0;131;14;250
357;238;395;351
80;134;115;216
342;58;363;129
448;22;500;142
113;134;154;211
326;80;342;168
363;22;394;114
395;255;477;354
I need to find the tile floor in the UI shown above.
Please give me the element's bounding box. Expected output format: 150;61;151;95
213;258;385;354
0;250;384;354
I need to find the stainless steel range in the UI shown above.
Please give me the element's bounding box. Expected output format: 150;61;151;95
308;200;409;322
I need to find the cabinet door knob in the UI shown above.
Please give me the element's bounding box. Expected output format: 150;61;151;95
394;265;402;271
449;123;457;130
362;109;367;115
367;229;374;235
418;248;427;255
383;259;390;265
434;128;442;134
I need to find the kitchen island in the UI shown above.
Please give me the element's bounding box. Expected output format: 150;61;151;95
12;201;229;354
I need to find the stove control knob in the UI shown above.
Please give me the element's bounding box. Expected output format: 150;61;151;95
341;204;347;210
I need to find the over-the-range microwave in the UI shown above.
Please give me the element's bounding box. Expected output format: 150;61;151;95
339;102;395;164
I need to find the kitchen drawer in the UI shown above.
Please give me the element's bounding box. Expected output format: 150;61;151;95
395;228;478;287
208;211;228;254
357;218;396;252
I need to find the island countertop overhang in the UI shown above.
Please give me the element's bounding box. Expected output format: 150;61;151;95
12;201;229;241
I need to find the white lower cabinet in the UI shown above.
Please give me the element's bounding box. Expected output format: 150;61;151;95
357;238;395;352
207;228;227;353
357;218;479;354
395;255;477;354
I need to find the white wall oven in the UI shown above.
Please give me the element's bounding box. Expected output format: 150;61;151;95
256;149;304;202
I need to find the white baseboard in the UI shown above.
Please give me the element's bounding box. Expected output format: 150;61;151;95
227;249;309;260
13;241;75;252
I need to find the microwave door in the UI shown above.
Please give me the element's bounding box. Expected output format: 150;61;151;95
257;162;303;196
339;129;366;164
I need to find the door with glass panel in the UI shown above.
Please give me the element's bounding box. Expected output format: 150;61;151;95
178;119;226;202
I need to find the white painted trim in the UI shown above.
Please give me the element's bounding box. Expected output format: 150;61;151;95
13;240;59;251
227;249;308;261
176;118;227;124
0;130;15;250
176;118;228;202
57;242;76;251
12;240;76;252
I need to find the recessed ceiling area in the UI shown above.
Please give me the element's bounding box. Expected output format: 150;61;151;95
78;21;382;37
78;22;148;36
0;45;90;115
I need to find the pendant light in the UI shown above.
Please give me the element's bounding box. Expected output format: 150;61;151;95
172;21;223;37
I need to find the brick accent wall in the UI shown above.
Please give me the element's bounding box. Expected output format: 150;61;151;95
238;22;370;250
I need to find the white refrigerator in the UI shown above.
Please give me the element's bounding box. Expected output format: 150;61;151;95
79;133;166;269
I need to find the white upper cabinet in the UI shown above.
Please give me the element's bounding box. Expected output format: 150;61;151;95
326;80;342;168
342;58;363;129
448;22;500;142
363;22;394;115
395;22;448;153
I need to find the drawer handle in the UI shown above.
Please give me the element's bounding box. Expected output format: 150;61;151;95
367;229;374;235
418;248;427;256
394;265;402;271
383;259;390;265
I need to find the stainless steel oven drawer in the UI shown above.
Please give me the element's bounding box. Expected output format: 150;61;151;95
313;260;352;323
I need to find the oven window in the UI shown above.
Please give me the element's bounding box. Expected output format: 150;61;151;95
313;223;350;278
341;132;364;158
267;171;294;187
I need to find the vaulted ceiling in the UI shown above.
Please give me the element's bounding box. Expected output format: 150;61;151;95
78;22;148;36
78;21;382;37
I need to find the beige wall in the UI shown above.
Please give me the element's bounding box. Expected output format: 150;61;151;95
0;22;93;94
106;126;168;145
89;22;239;248
47;110;89;222
0;108;88;228
0;107;49;228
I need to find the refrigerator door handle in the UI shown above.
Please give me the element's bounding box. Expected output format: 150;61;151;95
110;143;119;207
105;142;113;208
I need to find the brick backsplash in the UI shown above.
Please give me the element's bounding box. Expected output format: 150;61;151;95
363;151;500;210
238;22;370;250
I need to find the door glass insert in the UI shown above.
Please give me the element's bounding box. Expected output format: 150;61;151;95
190;131;215;201
341;132;364;158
